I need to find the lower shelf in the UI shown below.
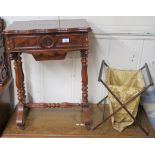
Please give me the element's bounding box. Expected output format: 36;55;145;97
2;104;155;138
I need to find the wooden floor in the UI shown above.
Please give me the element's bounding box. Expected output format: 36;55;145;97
2;104;155;138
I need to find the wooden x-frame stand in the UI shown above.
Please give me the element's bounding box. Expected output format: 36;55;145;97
93;60;154;136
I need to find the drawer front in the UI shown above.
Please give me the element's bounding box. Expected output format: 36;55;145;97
6;36;41;51
5;33;88;52
56;34;85;48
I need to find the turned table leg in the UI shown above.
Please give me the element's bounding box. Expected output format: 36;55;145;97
80;50;91;127
10;53;26;129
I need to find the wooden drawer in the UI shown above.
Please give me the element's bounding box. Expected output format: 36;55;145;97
56;34;85;48
5;33;88;52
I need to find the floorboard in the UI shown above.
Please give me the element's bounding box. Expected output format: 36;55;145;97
2;104;155;138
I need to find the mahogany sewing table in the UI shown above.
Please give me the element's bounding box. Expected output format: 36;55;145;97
4;19;92;129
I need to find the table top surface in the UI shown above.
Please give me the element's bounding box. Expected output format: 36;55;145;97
2;104;155;138
4;19;92;34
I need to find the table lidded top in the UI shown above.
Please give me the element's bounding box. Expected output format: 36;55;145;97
4;19;92;34
4;19;92;61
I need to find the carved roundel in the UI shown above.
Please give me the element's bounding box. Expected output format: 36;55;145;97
39;35;54;49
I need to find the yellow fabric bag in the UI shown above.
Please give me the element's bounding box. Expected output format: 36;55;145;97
106;68;145;132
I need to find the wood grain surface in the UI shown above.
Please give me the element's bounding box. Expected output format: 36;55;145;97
4;19;92;129
2;104;155;138
4;19;92;34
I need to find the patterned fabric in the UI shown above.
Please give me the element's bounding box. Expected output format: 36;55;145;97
106;68;144;132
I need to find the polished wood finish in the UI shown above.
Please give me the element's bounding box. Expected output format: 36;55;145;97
81;50;88;106
2;104;155;138
26;103;81;108
81;49;91;126
11;53;26;129
4;19;91;34
4;19;90;60
4;19;92;129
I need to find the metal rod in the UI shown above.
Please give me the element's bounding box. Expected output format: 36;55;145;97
145;63;154;86
93;80;150;135
98;60;109;82
97;96;108;105
102;102;106;121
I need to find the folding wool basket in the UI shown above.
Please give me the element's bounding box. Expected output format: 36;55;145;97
93;60;153;135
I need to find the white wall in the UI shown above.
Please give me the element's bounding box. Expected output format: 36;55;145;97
2;16;155;104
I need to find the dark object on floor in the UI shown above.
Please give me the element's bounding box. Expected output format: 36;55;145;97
0;17;14;135
0;79;14;135
2;104;155;138
0;17;10;85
